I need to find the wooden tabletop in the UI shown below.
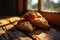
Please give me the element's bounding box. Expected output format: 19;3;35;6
0;16;60;40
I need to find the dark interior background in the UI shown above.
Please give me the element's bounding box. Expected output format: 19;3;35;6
0;0;18;16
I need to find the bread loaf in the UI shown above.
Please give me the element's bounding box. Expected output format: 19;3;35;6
16;21;33;32
22;11;41;21
31;17;50;29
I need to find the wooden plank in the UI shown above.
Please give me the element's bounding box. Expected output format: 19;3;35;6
5;27;32;40
12;28;32;40
7;17;20;22
25;28;60;40
45;28;60;40
23;29;55;40
3;33;9;40
5;24;14;30
0;16;20;27
7;30;15;40
0;19;10;26
0;35;5;40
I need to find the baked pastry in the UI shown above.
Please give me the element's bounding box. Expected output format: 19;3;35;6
22;11;50;29
16;21;33;32
22;11;41;21
31;17;50;29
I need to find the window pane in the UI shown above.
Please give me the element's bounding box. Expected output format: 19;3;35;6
41;0;60;13
27;0;38;10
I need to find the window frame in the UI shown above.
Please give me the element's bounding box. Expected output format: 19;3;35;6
24;0;60;13
40;0;60;13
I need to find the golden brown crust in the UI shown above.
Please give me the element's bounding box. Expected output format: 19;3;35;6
32;35;40;40
31;18;50;29
22;11;41;21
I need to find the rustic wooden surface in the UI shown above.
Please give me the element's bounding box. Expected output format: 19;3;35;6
0;16;60;40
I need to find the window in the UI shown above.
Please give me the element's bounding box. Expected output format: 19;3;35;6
27;0;60;13
27;0;38;10
41;0;60;12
